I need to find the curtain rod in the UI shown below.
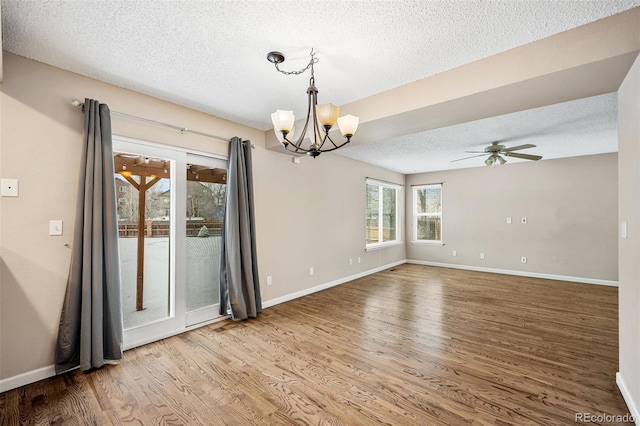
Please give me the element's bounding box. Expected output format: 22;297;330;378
410;182;444;186
71;99;232;143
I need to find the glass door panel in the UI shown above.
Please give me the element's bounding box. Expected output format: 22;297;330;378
114;152;173;329
185;155;227;326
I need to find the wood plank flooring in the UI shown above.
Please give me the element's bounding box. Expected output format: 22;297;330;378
0;264;632;425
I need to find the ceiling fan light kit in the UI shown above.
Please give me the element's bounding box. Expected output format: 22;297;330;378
485;155;507;167
453;141;543;167
267;49;359;158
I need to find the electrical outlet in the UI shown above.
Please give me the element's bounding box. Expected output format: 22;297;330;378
506;217;512;224
521;256;527;264
349;258;353;265
452;250;457;257
266;276;273;286
309;267;314;276
480;252;485;260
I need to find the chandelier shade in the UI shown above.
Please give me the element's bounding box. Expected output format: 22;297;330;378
337;114;359;137
267;49;359;158
271;110;295;133
316;103;340;128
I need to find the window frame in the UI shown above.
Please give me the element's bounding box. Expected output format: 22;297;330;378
365;178;402;250
412;183;443;245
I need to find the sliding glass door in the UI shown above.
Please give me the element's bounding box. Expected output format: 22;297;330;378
113;137;227;348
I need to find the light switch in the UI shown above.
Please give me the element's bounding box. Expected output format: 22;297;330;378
621;221;628;239
49;220;63;236
1;178;19;197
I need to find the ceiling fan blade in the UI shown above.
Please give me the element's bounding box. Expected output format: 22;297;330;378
451;154;487;162
464;150;486;153
505;152;542;161
503;144;536;152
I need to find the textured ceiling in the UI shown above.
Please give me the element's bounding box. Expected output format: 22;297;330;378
2;1;639;173
338;93;619;173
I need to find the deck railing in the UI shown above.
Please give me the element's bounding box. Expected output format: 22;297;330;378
118;220;222;237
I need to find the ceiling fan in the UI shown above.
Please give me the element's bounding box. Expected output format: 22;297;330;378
452;141;543;167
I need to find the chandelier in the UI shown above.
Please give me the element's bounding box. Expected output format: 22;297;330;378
267;49;359;158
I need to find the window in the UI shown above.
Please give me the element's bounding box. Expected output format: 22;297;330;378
366;179;401;249
413;184;442;243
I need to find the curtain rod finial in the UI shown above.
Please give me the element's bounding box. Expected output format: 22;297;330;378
71;99;83;107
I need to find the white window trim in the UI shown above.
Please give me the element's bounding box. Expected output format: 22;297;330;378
411;241;445;246
412;184;443;244
366;240;404;251
366;178;403;250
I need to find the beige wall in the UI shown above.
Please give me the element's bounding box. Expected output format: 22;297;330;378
618;53;640;417
0;52;405;383
253;150;405;303
254;150;405;300
405;154;618;282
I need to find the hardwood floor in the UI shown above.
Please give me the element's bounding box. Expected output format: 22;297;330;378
0;264;632;425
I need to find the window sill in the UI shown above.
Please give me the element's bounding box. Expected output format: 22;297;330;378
366;241;403;252
411;241;445;246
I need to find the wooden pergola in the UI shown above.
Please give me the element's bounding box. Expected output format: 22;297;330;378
113;154;226;311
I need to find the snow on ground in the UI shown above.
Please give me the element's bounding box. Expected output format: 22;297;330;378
119;236;220;329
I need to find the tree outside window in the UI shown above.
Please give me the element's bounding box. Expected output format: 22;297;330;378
366;179;401;248
413;184;442;242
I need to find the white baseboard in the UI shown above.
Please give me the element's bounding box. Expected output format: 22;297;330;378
617;372;640;425
262;260;406;309
406;259;618;287
0;364;56;393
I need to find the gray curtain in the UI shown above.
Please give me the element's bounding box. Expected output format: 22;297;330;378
219;137;262;320
55;98;123;374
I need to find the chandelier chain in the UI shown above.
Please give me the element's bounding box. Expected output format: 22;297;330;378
274;49;318;76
